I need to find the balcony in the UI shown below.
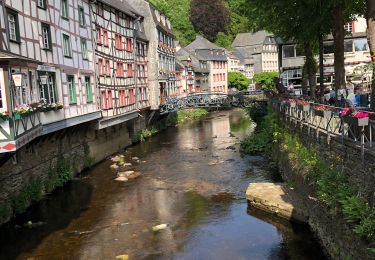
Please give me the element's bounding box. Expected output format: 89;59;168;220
0;111;42;153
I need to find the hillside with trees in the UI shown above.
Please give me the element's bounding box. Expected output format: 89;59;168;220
149;0;251;48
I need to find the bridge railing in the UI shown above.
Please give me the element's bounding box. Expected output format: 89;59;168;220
160;92;265;114
272;98;375;161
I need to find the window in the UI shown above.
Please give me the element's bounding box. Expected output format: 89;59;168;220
96;27;102;45
85;76;93;103
78;6;85;26
354;38;368;52
103;30;108;46
127;64;133;77
323;42;334;54
101;90;107;109
105;60;110;75
129;89;135;104
344;40;354;53
67;76;76;104
344;22;353;33
41;23;52;50
7;9;19;42
283;45;295;58
119;89;126;106
107;90;113;108
62;34;72;57
81;38;88;59
62;0;69;19
38;0;47;9
117;62;124;77
126;38;133;52
39;73;57;103
98;59;105;75
115;34;123;49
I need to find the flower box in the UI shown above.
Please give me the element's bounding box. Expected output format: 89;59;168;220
342;116;369;126
14;114;23;120
297;104;310;112
314;110;332;119
0;116;9;123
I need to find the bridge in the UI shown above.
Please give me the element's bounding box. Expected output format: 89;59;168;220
159;91;267;114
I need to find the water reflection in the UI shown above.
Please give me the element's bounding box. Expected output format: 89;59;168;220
0;109;325;260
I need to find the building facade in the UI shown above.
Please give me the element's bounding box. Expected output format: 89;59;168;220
232;31;278;82
125;0;176;109
186;36;228;93
0;0;100;153
278;17;370;92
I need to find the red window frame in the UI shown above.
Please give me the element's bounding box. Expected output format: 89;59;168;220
107;90;113;108
103;29;109;46
106;60;110;75
101;90;107;109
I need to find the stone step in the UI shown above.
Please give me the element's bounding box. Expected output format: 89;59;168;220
246;182;308;223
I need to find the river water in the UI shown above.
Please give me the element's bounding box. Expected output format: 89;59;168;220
0;109;326;260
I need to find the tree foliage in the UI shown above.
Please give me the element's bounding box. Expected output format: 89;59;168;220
150;0;252;47
150;0;196;46
253;72;279;91
228;72;250;91
190;0;230;42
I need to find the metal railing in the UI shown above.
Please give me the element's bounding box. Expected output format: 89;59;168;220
272;98;375;161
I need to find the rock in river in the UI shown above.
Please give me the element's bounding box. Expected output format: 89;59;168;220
110;164;119;170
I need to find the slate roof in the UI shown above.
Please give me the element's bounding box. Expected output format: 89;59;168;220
102;0;139;17
176;48;209;73
194;49;227;61
149;3;174;35
185;35;223;52
232;31;276;47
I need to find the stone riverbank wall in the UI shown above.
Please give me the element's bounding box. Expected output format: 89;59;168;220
273;111;375;259
0;110;153;225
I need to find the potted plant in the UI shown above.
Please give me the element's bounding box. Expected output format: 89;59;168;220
0;111;10;123
297;100;310;112
340;107;369;126
287;98;297;108
13;105;34;120
314;104;332;118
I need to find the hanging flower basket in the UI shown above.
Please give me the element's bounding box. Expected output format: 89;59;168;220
14;113;22;120
342;116;369;126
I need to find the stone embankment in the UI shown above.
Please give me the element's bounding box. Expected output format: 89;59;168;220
246;183;307;223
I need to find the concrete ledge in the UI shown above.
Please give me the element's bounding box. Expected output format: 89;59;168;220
246;182;308;223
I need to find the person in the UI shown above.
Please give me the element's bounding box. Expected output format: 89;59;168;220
347;89;357;107
287;81;294;95
337;88;346;107
346;79;355;95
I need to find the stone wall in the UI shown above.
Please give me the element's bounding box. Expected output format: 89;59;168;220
274;119;375;259
0;111;150;224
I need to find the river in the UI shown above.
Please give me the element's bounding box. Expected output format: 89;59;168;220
0;109;326;260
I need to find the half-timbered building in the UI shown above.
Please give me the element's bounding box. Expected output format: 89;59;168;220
125;0;176;109
91;0;150;129
0;0;99;153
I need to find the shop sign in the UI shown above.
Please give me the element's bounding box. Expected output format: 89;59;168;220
12;73;23;87
39;75;48;84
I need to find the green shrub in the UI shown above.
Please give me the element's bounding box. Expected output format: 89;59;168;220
45;158;73;192
245;105;375;242
12;177;43;214
240;107;280;155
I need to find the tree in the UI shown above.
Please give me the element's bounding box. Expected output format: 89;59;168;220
244;0;332;99
215;32;232;49
150;0;196;46
228;72;250;91
253;72;279;91
366;0;375;108
190;0;230;42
